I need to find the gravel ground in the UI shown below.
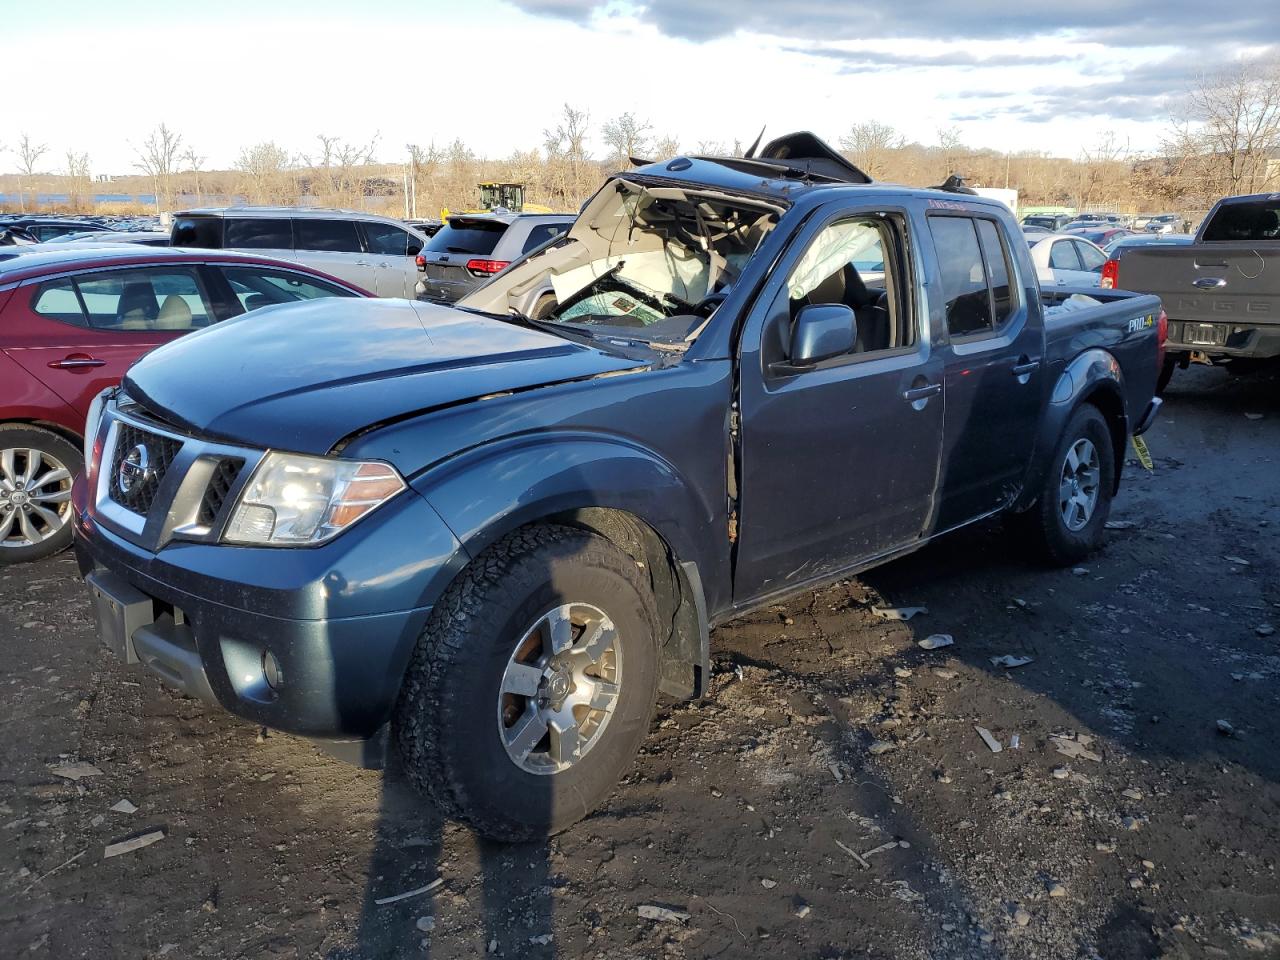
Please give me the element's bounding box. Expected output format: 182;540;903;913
2;365;1278;960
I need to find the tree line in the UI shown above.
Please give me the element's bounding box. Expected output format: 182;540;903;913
3;56;1278;219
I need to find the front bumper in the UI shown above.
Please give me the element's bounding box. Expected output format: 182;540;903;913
73;470;465;749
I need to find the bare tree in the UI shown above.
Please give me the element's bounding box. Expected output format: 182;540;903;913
652;135;681;160
306;133;380;206
236;141;294;204
133;123;184;211
543;104;592;205
181;147;207;204
839;121;904;180
1075;131;1129;210
1180;56;1280;197
601;112;653;169
15;133;49;212
64;150;92;212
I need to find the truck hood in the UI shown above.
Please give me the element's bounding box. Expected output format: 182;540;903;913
124;298;643;455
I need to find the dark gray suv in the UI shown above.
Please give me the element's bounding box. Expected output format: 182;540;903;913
416;212;573;305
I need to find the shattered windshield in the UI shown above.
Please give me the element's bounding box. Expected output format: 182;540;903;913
462;179;783;348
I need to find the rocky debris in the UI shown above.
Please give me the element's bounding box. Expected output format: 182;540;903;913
110;799;138;815
1051;734;1102;762
990;655;1034;669
103;830;165;859
1013;906;1032;926
47;761;103;781
868;740;896;756
1047;881;1067;898
415;916;435;933
871;605;927;621
372;877;444;906
1072;567;1090;576
1052;767;1070;779
918;634;954;650
975;726;1003;753
794;904;811;919
1224;555;1251;566
760;878;777;889
1121;788;1143;801
1216;719;1236;737
1257;623;1276;637
1104;520;1137;530
637;904;690;924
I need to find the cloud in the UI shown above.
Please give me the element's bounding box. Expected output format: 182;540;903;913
781;46;1064;72
510;0;1280;48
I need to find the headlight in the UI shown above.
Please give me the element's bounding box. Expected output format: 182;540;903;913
223;452;405;546
83;389;110;469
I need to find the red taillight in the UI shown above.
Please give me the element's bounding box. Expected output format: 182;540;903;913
465;258;510;277
415;254;426;270
1100;259;1118;289
1156;309;1168;370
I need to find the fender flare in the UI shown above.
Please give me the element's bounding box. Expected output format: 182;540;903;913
413;432;721;696
1016;349;1129;511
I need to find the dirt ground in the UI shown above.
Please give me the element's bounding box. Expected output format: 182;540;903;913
3;365;1279;960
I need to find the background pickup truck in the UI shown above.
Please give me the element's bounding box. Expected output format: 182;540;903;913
72;134;1165;841
1116;192;1280;390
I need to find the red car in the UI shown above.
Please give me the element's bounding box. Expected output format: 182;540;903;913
0;245;366;563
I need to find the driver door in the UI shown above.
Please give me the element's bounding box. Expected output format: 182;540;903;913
733;207;944;602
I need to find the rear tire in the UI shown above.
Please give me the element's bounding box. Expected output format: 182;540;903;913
1012;405;1115;566
1156;358;1176;395
394;524;660;840
0;425;81;565
532;293;558;320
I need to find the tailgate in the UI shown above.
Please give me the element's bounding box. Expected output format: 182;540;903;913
1117;245;1280;327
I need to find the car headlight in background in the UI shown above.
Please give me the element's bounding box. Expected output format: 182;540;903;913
223;452;405;546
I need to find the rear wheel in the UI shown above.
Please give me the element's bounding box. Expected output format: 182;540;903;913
0;425;81;565
395;524;660;840
1156;357;1176;395
532;293;558;320
1012;405;1115;566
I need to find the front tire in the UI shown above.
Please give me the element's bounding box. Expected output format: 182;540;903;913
1013;405;1115;566
394;524;660;840
0;425;81;565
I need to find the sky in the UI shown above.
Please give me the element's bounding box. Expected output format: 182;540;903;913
3;0;1276;177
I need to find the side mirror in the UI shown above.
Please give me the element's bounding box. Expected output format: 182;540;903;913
789;303;857;366
406;242;423;257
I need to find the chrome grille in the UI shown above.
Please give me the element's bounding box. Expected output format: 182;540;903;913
107;423;183;516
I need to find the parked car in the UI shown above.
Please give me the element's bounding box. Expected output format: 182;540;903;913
1021;214;1073;232
415;212;574;305
1116;192;1280;390
55;230;172;247
169;208;428;298
1101;232;1193;258
1144;215;1181;234
73;133;1163;841
1064;226;1129;248
0;218;115;243
0;246;365;563
1026;233;1110;287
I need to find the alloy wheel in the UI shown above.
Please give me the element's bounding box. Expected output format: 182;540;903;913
1059;437;1100;532
0;448;74;550
497;602;622;775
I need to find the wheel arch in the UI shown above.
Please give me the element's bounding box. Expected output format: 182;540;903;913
1015;350;1129;511
415;437;720;699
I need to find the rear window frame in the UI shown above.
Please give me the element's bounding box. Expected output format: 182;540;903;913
424;218;509;257
1201;199;1280;242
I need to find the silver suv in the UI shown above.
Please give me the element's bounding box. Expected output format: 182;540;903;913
416;212;573;305
170;207;428;297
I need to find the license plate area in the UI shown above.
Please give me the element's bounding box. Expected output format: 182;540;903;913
85;569;155;665
1183;322;1226;346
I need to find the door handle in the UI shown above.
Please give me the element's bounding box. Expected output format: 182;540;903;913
355;260;372;266
47;356;106;369
902;383;942;403
1012;358;1041;376
1192;277;1226;289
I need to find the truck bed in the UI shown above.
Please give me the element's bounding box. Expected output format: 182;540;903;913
1040;287;1164;422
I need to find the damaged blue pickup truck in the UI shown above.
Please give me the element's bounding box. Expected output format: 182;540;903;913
72;134;1165;839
